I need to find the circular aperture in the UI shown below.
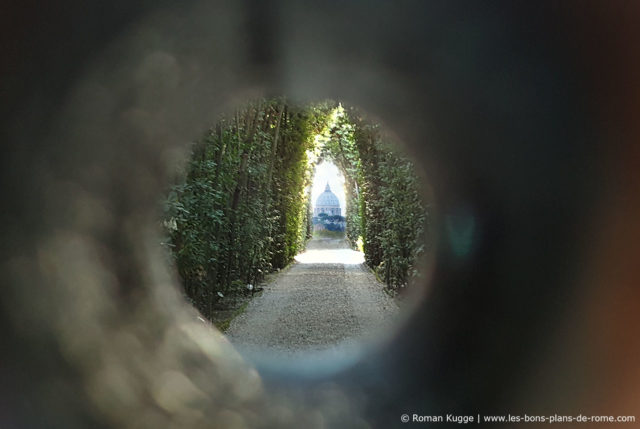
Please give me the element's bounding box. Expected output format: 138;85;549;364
160;100;435;375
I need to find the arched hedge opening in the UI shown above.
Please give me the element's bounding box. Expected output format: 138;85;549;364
318;105;430;291
162;100;430;320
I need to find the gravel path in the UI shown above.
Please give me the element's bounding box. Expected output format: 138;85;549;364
226;238;398;357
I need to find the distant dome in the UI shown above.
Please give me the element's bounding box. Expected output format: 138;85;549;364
314;183;341;216
316;183;340;208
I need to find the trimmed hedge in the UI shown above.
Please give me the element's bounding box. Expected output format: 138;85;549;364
163;100;429;319
163;100;328;317
322;106;428;291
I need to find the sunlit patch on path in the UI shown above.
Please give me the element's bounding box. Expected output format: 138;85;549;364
226;238;398;369
294;248;364;265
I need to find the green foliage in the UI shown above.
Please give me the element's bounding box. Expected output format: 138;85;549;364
321;105;428;292
162;99;429;320
163;99;328;318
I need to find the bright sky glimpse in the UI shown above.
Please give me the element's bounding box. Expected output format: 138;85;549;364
311;161;346;211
